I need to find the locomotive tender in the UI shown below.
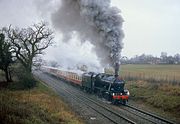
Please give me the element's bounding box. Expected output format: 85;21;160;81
42;66;130;105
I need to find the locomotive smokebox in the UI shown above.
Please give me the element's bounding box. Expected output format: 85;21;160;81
114;63;120;78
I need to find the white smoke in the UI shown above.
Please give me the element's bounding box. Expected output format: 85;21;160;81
51;0;124;69
44;38;103;72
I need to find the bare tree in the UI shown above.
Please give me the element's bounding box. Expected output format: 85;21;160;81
0;33;13;82
4;22;54;72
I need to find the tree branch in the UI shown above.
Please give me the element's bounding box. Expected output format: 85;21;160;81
4;22;54;72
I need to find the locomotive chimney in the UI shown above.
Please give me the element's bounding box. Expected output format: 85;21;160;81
115;63;120;78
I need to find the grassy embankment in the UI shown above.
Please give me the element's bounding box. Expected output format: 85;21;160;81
120;64;180;121
0;72;84;124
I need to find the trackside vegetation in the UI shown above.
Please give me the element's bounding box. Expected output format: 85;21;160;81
120;64;180;123
0;80;84;124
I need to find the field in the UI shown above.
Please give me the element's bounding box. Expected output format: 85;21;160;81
120;64;180;122
120;64;180;84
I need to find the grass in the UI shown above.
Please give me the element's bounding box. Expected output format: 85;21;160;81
118;64;180;122
0;80;84;124
120;64;180;84
125;81;180;121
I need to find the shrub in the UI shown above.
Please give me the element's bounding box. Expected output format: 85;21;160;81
18;72;36;89
9;63;37;90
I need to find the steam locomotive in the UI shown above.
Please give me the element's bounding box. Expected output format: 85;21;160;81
42;66;130;105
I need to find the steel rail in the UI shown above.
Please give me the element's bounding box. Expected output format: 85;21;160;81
125;104;175;124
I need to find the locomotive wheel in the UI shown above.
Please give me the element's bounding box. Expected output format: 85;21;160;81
112;99;117;105
122;100;127;105
87;88;92;94
80;86;84;91
98;91;103;98
103;93;111;101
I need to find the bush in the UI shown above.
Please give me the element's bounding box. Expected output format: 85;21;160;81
10;63;37;90
17;72;36;89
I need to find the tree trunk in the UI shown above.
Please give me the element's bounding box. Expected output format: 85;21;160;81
8;68;12;82
27;64;32;73
28;58;33;73
5;68;10;82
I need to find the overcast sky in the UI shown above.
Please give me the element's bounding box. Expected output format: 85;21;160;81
0;0;179;59
112;0;180;57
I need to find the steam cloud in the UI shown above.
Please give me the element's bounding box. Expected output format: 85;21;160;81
52;0;124;69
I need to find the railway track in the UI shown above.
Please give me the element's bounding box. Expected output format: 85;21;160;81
122;104;175;124
36;72;136;124
66;81;175;124
35;72;176;124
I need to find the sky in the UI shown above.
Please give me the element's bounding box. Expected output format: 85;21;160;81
0;0;180;67
111;0;180;57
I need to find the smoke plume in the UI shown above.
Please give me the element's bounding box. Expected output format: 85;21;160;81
52;0;124;69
